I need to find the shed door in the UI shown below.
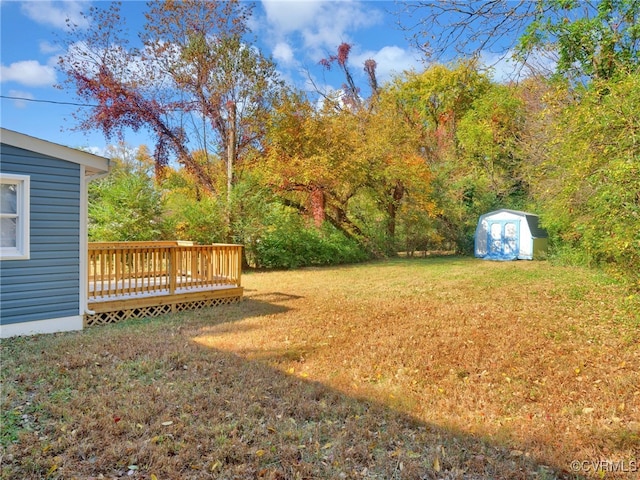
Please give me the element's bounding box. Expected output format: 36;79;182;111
487;220;520;260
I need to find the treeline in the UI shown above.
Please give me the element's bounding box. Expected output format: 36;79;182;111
89;63;639;287
61;1;638;287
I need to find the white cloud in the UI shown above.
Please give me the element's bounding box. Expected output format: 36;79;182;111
273;41;295;66
40;41;62;55
478;51;520;83
302;3;382;55
7;90;34;109
350;46;421;83
21;1;90;30
260;0;383;60
479;49;557;83
261;0;324;33
84;146;106;157
0;60;56;87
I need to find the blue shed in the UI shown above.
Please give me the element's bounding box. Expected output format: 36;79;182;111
474;209;548;261
0;128;110;337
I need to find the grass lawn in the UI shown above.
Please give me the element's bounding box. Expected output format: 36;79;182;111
1;257;639;479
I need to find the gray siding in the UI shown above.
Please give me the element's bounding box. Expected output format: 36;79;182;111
0;144;81;325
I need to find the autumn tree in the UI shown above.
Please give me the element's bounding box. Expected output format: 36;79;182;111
59;0;281;217
160;150;229;244
294;43;433;253
261;89;367;240
388;62;494;251
262;85;435;255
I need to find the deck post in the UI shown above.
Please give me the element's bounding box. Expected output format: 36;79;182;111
236;245;242;287
169;246;177;295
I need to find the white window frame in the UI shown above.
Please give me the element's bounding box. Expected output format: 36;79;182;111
0;173;30;260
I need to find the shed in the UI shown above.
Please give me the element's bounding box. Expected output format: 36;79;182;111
474;209;548;261
0;128;110;337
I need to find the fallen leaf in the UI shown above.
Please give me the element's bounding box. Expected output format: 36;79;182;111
433;457;440;472
256;449;266;457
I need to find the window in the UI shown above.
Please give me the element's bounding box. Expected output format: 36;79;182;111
0;174;30;260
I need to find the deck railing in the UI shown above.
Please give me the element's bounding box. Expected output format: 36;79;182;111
88;241;242;299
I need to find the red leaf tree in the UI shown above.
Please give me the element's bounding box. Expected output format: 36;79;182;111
59;0;282;207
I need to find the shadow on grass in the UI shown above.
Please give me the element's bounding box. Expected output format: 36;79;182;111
0;295;583;480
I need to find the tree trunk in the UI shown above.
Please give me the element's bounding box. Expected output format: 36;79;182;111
387;182;404;247
226;101;237;241
310;186;326;227
227;101;236;211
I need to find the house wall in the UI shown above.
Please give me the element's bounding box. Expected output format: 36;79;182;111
0;144;82;334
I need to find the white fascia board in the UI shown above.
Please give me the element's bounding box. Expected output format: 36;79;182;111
0;128;109;175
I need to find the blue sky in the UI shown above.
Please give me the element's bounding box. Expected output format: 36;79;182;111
1;0;431;155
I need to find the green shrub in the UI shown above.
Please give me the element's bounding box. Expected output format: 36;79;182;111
89;166;166;241
253;207;368;269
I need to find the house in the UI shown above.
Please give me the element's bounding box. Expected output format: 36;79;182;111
0;128;110;337
474;209;548;261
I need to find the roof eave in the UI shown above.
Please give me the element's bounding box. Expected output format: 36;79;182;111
0;128;110;174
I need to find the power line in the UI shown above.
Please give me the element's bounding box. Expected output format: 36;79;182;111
0;95;97;107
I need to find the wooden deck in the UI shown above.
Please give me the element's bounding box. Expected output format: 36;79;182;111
85;241;243;326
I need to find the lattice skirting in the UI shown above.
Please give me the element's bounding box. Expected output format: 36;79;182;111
85;296;242;326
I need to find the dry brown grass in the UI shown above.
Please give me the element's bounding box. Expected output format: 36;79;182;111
1;257;638;479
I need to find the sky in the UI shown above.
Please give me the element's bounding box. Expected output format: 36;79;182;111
0;1;519;157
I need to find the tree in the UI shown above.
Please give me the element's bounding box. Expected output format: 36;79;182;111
397;0;640;82
518;0;640;81
532;73;640;287
88;145;166;241
59;0;282;215
456;84;527;204
390;60;491;162
389;62;492;251
318;42;380;109
396;0;539;60
160;153;228;245
261;89;367;240
356;89;435;252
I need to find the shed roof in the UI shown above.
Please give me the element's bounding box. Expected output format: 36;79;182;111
1;128;110;175
481;209;548;238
